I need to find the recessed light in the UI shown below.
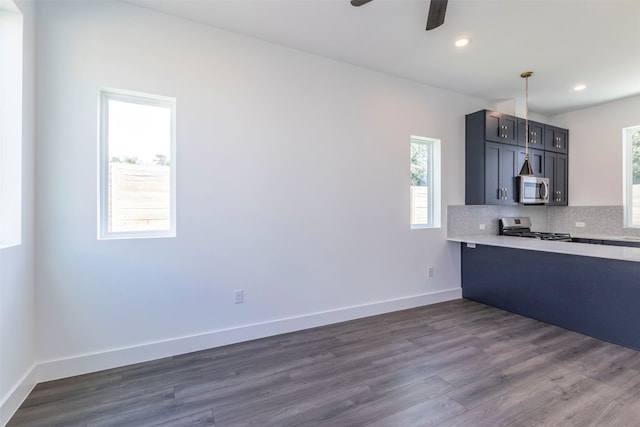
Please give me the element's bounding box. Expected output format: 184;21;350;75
454;37;471;48
574;84;586;91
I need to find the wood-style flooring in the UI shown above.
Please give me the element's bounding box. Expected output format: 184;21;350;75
9;299;640;426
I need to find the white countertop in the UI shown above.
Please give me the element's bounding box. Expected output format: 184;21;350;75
448;235;640;262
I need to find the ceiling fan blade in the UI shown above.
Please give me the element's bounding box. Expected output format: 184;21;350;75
426;0;448;30
351;0;373;6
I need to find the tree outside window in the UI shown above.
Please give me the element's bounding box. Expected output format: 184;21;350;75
410;136;440;228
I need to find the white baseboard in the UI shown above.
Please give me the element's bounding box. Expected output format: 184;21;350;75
35;288;460;384
0;364;37;427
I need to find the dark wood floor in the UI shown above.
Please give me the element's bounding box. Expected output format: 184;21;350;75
9;299;640;426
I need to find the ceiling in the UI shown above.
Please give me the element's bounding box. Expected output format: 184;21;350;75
124;0;640;116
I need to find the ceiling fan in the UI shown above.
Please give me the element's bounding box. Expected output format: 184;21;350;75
351;0;448;31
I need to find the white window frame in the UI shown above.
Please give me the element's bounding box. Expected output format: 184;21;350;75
410;135;441;229
0;2;23;249
623;125;640;228
98;89;176;239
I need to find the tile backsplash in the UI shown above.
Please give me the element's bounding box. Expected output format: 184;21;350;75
447;205;548;236
448;205;640;238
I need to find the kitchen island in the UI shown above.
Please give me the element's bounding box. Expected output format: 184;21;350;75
449;235;640;351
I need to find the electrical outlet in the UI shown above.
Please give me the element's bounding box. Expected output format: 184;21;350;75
234;289;244;304
428;267;434;278
576;222;586;228
479;224;486;230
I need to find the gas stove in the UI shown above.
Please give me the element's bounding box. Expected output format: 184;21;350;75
498;217;572;242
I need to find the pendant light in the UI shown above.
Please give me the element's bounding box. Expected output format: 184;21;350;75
519;71;534;176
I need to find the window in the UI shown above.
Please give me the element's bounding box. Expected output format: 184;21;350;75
624;125;640;227
99;89;176;239
410;135;441;228
0;3;23;248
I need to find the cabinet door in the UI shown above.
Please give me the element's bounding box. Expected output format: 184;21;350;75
484;142;502;204
502;144;518;203
544;125;569;153
555;154;568;205
518;147;544;177
485;142;517;205
485;111;518;145
517;119;545;149
545;152;568;206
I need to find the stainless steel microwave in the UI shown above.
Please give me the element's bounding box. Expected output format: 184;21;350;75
519;176;549;204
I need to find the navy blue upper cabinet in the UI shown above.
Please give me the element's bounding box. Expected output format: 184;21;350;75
517;118;545;149
466;109;570;206
484;142;519;205
484;110;518;145
544;125;569;153
466;110;518;205
545;151;568;206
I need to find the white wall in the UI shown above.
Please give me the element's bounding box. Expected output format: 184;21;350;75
552;95;640;206
0;0;36;424
35;1;485;379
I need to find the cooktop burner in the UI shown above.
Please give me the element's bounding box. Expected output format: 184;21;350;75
498;217;572;242
502;230;572;241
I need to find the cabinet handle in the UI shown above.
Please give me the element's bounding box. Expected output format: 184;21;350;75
501;125;508;139
555;190;562;202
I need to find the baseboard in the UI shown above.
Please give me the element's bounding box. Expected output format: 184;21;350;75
0;364;37;427
37;288;461;383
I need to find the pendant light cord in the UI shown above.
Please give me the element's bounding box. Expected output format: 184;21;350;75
524;74;529;155
518;71;534;177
